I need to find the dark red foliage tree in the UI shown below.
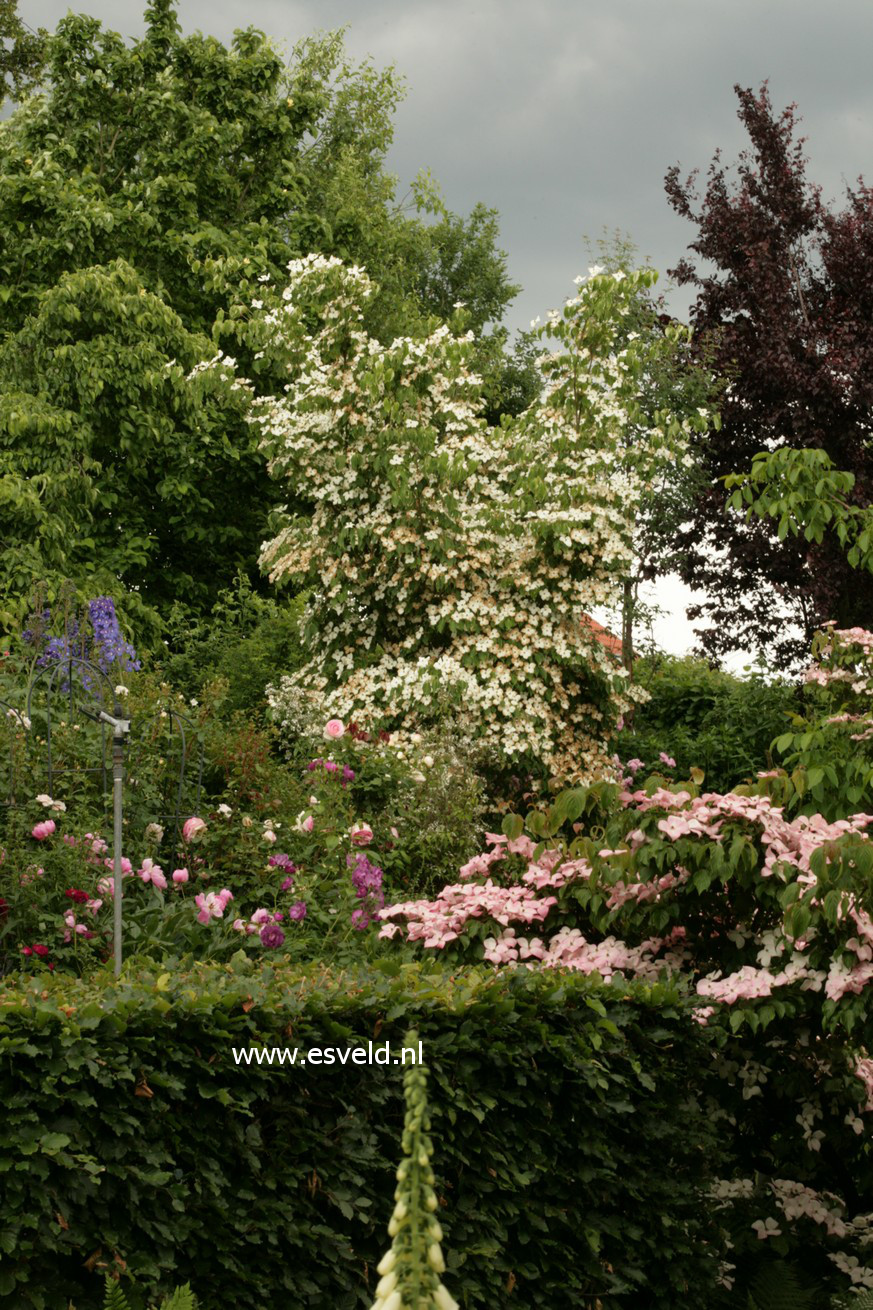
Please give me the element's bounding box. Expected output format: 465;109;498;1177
665;83;873;669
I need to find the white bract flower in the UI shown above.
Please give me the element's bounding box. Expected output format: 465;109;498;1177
216;257;708;783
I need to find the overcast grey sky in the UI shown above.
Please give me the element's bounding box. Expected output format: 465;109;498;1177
24;0;873;663
26;0;873;338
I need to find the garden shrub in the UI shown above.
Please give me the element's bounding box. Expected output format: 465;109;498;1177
758;625;873;822
379;768;873;1302
614;654;796;793
226;256;713;786
0;960;722;1309
159;576;307;722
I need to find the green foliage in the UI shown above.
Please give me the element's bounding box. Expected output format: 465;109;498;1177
101;1279;131;1310
158;1288;196;1310
753;626;873;820
0;961;722;1308
615;655;796;793
159;573;308;719
0;0;46;102
831;1293;873;1309
0;260;257;629
745;1260;818;1310
0;3;525;630
726;437;873;573
94;1275;198;1310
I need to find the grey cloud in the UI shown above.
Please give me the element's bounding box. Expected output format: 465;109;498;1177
25;0;873;334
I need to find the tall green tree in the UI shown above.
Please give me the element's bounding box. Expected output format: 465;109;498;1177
0;0;46;102
0;0;524;633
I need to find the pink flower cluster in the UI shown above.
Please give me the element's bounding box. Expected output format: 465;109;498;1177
855;1058;873;1112
481;925;689;979
771;1178;848;1238
696;958;826;1005
233;907;284;935
379;878;557;950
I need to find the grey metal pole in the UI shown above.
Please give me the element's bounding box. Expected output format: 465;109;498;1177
93;705;130;979
112;724;124;978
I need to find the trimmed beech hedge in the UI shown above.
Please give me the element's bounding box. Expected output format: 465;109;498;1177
0;960;723;1309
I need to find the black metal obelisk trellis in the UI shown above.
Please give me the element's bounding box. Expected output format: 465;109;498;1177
26;657;130;976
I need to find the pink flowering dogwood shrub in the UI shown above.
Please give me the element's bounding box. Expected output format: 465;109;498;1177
381;770;873;1297
758;625;873;822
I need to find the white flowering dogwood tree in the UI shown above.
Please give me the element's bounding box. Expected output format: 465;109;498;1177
222;254;710;784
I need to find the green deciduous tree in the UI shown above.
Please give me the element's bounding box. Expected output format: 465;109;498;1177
0;260;253;631
0;0;46;103
0;1;524;633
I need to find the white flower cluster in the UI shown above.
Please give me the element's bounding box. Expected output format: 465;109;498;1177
237;258;701;782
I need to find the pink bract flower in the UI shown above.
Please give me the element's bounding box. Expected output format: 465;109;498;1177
324;718;345;740
31;820;56;841
182;816;207;843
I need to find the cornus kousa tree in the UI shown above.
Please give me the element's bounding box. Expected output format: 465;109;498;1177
379;758;873;1299
245;254;709;784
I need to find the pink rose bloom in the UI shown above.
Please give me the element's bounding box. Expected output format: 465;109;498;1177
324;718;345;741
103;856;133;874
31;820;56;841
295;812;314;834
138;858;167;890
194;888;233;925
350;822;374;847
97;873;132;897
262;829;277;845
182;816;207;843
172;868;189;885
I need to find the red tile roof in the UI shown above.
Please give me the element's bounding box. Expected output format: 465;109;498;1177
580;613;623;659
